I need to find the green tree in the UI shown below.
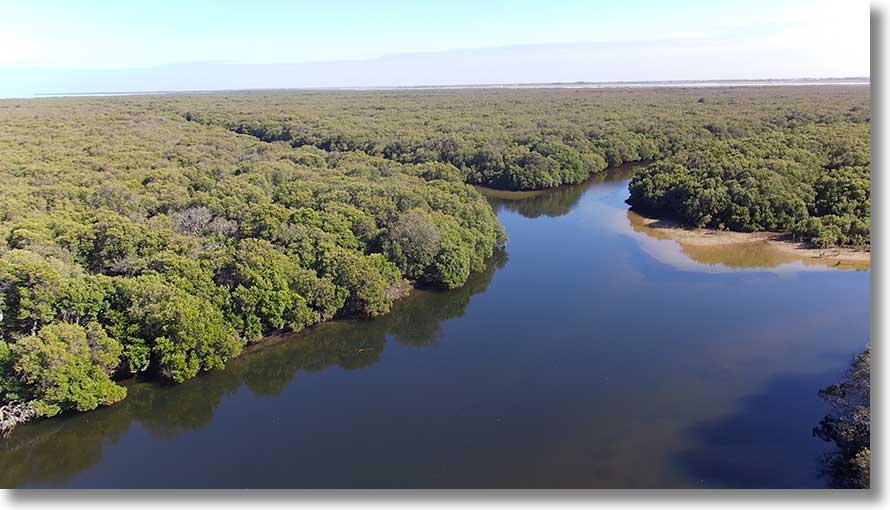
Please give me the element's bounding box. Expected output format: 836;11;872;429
4;323;126;417
123;275;242;382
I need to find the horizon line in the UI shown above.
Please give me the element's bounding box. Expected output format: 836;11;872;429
25;76;871;99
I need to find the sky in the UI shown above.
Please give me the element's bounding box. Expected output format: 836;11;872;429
0;0;871;97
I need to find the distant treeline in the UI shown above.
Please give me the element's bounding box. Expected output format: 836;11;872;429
181;89;663;191
181;87;870;247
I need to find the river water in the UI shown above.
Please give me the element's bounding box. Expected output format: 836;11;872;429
0;167;870;488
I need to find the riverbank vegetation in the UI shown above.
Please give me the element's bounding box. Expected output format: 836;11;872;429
626;89;869;247
0;85;870;431
0;96;506;432
0;250;505;485
814;346;870;488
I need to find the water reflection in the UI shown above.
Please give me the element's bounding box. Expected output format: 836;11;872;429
625;212;869;273
485;165;867;274
480;164;642;218
674;368;846;488
0;251;506;488
0;165;869;488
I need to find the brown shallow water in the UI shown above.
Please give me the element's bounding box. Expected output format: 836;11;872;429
0;166;870;488
626;212;870;272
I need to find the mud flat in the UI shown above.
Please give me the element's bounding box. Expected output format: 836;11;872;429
628;212;870;271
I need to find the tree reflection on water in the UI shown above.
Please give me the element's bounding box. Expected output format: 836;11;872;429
0;251;506;488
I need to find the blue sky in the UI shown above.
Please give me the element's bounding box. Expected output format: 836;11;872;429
0;0;870;97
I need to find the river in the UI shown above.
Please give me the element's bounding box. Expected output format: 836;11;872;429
0;166;870;488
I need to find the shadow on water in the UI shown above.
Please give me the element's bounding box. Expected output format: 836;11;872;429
479;163;644;218
673;367;850;489
0;251;507;488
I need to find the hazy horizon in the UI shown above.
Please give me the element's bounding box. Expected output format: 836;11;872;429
24;75;872;99
0;0;870;98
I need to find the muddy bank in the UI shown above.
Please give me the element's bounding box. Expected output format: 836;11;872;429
628;212;870;271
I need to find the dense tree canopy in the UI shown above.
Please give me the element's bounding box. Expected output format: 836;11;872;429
181;87;869;246
0;322;125;417
0;85;871;426
180;89;661;191
0;92;507;426
625;90;869;247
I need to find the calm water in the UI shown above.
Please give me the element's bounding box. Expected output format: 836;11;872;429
0;168;870;488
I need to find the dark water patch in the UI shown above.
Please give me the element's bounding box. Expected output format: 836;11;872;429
673;365;860;488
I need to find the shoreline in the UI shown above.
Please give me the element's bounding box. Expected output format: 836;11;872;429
628;212;870;270
1;279;419;437
237;279;416;358
475;161;649;198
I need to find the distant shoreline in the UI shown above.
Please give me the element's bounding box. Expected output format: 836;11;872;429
28;77;869;98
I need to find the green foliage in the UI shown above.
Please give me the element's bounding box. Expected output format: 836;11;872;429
0;249;65;335
2;323;126;417
0;86;870;424
183;90;664;191
628;116;870;246
218;238;323;339
84;321;123;375
118;275;242;382
383;208;443;281
185;87;868;245
321;248;401;317
0;341;25;404
0;90;507;419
